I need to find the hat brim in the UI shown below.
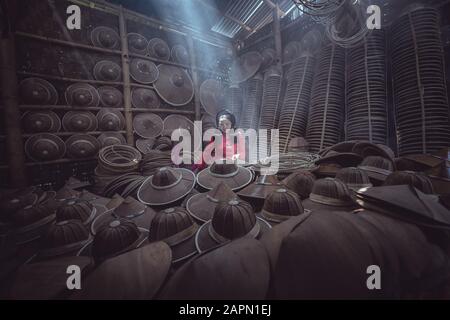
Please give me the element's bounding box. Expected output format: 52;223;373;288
138;168;196;206
315;153;363;167
22;111;61;133
130;59;159;84
62;111;98;132
77;228;149;262
25;133;66;162
65;83;100;107
302;198;358;213
91;26;120;50
194;218;271;254
185;193;220;223
196;166;253;191
167;226;199;264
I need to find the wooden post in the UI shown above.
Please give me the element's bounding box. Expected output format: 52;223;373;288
0;36;28;187
272;4;283;71
118;6;134;145
186;35;202;121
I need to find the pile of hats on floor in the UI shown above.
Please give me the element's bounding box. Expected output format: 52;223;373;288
1;140;450;299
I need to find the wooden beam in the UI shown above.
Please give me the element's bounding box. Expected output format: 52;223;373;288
0;36;28;187
263;0;286;17
119;6;134;146
186;35;202;121
272;4;283;70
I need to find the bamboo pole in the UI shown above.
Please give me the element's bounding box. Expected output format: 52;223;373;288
0;36;28;187
118;6;134;145
272;4;283;70
15;31;122;55
17;71;124;86
186;35;202;121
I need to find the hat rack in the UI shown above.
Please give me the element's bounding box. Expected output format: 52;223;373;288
0;0;232;187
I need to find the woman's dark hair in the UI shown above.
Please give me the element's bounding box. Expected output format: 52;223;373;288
216;109;236;128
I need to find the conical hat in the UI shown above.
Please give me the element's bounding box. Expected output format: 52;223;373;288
229;51;262;83
148;38;170;61
131;88;161;109
97;132;126;148
65;83;100;107
10;256;93;299
93;60;121;82
130;59;159;84
137;167;195;206
25;133;66;162
154;64;194;106
199;79;225;116
186;182;238;222
21;111;61;133
171;44;189;64
62;111;98;132
162;114;196;137
261;48;276;69
71;242;171;300
135;138;156;154
133;113;164;139
97;108;125;131
127;33;148;55
159;238;270;299
90;26;120;50
65;134;100;159
98;86;123;108
19;78;58;105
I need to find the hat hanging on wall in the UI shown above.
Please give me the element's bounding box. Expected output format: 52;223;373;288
162;114;196;137
229;51;262;83
96;108;125;131
19;78;58;105
283;41;301;63
65;134;100;159
127;33;148;55
93;60;122;82
133;113;164;139
65;83;100;107
138;167;196;206
130;59;159;84
171;44;190;65
62;111;98;132
260;48;276;70
97;132;126;148
148;38;170;61
21;111;61;133
131;88;161;109
90;26;120;50
199;79;225;116
154;64;194;106
25;133;66;162
98;86;123;108
135;138;156;154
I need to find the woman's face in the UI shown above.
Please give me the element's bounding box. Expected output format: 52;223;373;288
218;118;232;132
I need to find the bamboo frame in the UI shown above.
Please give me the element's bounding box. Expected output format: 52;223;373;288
4;0;229;173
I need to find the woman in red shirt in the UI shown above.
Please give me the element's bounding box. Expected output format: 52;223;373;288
195;110;246;171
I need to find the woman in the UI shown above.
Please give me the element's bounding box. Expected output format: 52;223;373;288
194;110;246;171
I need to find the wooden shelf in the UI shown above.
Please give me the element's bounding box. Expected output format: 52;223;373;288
0;157;98;169
17;71;124;86
15;31;228;78
0;130;126;140
12;105;195;115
